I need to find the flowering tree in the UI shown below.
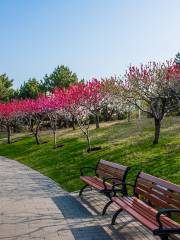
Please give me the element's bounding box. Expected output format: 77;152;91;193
59;83;93;151
0;101;18;143
124;60;180;144
100;78;118;121
101;77;131;121
54;87;77;130
38;93;65;148
173;52;180;99
81;79;103;128
76;107;92;151
19;98;45;145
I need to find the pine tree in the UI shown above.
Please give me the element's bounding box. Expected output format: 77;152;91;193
175;52;180;66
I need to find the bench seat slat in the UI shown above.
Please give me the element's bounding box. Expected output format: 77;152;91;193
124;197;179;228
118;197;171;228
112;196;180;231
112;196;158;231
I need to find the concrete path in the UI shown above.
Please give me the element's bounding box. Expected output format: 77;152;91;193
0;156;159;240
0;156;74;240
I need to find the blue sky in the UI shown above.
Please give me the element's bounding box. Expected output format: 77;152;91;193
0;0;180;88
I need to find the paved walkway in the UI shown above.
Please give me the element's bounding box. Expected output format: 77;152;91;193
0;156;159;240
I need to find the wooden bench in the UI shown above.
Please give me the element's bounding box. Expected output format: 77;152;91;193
110;172;180;240
79;159;130;214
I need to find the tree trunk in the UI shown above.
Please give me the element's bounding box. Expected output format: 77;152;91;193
153;118;161;144
127;111;131;123
117;113;121;120
95;114;100;129
72;117;76;130
103;107;109;122
65;120;69;128
7;124;11;144
53;130;56;148
34;131;40;145
86;133;91;152
138;109;141;120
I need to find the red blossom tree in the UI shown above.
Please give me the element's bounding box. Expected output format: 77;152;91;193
0;101;19;144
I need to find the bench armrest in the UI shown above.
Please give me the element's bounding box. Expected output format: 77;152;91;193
80;167;96;176
156;208;180;229
103;176;121;183
112;182;135;195
102;177;122;191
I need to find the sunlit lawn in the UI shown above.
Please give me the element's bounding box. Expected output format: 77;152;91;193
0;116;179;192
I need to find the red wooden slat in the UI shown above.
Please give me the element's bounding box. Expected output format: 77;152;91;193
153;185;180;201
99;159;128;171
151;189;180;208
112;196;180;230
80;176;112;190
95;160;128;180
120;197;173;229
121;197;159;226
112;196;157;231
138;172;180;193
124;197;180;228
135;173;180;212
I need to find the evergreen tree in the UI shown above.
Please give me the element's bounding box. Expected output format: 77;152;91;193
175;52;180;65
0;74;14;102
42;65;78;93
14;78;41;99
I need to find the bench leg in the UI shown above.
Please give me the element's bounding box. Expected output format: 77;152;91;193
111;208;123;225
79;184;89;197
102;200;113;215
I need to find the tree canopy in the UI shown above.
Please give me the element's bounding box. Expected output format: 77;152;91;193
41;65;78;93
175;52;180;65
14;78;41;99
0;74;14;102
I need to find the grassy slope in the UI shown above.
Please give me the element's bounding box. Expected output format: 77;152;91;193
0;117;179;192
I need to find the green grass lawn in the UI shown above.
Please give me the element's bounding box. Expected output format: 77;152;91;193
0;116;179;192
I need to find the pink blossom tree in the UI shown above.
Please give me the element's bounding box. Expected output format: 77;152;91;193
167;60;180;99
123;60;180;144
59;83;93;151
38;93;65;148
54;86;83;131
19;98;45;145
81;79;103;128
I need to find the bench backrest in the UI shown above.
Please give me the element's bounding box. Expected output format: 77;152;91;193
95;159;129;182
134;172;180;210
